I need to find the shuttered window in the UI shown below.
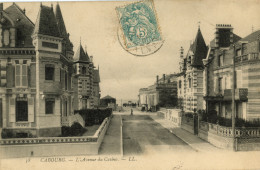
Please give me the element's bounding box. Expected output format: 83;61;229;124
9;98;15;122
15;64;28;87
3;29;10;46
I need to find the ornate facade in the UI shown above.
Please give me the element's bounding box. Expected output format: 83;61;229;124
0;3;100;138
203;24;260;121
177;27;208;112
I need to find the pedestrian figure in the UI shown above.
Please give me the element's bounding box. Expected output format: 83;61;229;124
131;108;133;116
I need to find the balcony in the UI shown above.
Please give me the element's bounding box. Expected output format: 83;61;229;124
235;53;259;63
223;88;248;101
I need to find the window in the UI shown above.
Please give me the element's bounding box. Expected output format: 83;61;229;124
45;65;55;80
3;29;10;46
82;80;87;91
218;77;223;93
45;98;55;114
218;55;224;67
189;78;192;88
65;71;68;90
15;63;28;87
16;97;28;121
82;67;86;75
179;80;182;88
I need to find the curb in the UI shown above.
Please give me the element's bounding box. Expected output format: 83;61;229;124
168;128;199;152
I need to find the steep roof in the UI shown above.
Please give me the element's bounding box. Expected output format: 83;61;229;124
4;3;34;47
239;30;260;43
189;28;208;67
33;5;61;37
55;3;67;38
93;69;100;83
73;44;90;62
54;3;73;51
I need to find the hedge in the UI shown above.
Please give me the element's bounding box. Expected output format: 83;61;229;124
75;108;112;126
198;109;260;127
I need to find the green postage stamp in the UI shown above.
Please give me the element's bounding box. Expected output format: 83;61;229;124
116;0;163;56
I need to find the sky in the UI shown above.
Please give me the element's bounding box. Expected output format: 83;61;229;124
3;0;260;102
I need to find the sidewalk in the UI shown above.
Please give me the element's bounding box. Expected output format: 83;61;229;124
150;114;221;153
98;115;122;155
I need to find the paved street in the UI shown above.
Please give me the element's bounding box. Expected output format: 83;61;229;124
121;109;195;155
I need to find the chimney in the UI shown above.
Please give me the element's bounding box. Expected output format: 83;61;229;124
0;3;3;11
163;74;166;83
156;75;159;85
215;24;233;48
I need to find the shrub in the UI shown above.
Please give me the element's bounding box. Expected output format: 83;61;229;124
61;122;87;137
183;112;194;119
1;130;15;139
207;110;218;124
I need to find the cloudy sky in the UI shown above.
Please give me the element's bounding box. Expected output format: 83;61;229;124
3;0;260;102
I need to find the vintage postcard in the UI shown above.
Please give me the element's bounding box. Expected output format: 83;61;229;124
0;0;260;170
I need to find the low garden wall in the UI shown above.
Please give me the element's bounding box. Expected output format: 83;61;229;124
0;116;111;158
198;121;234;150
164;109;182;127
198;121;260;151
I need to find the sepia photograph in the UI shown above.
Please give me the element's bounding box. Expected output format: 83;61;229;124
0;0;260;169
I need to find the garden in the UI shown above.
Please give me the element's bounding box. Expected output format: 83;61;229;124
198;109;260;128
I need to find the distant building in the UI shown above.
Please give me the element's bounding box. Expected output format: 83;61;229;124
177;27;208;112
138;74;178;110
203;24;260;121
100;95;116;107
0;3;101;138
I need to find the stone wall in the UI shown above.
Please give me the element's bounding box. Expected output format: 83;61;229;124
0;117;111;158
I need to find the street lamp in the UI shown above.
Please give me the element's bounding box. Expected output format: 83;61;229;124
232;44;236;151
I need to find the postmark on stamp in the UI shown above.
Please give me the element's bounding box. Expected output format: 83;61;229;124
116;0;164;56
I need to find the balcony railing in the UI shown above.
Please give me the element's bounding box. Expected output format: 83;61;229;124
235;53;259;63
223;88;248;101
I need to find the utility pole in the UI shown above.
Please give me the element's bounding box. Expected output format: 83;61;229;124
232;44;236;151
